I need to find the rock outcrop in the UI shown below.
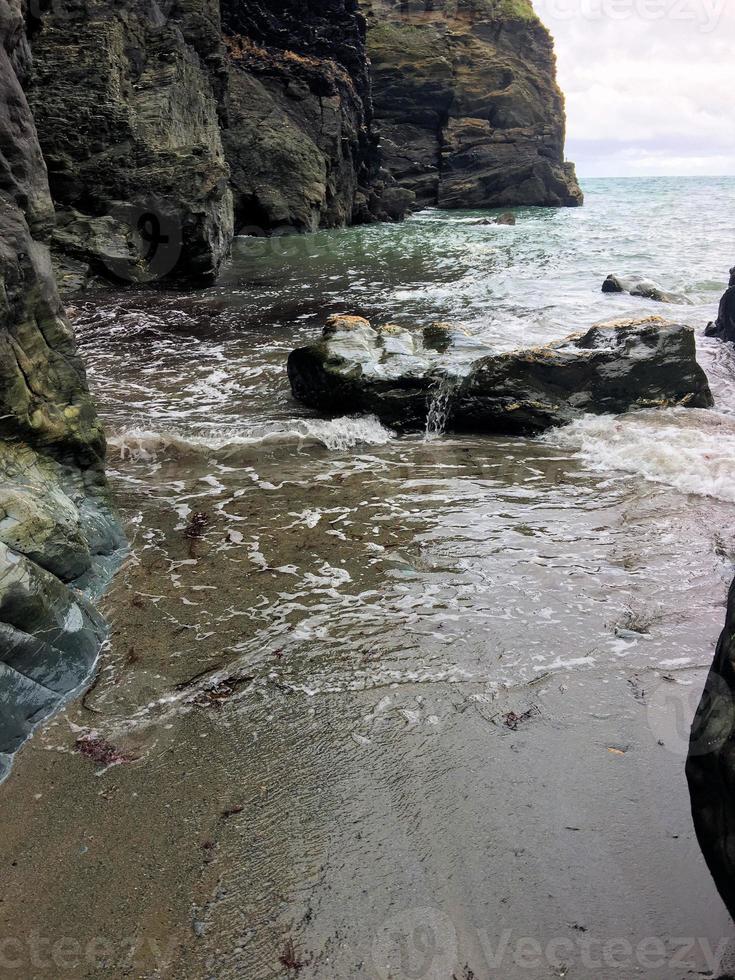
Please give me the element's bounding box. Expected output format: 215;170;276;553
705;267;735;343
26;0;580;288
0;0;122;779
687;577;735;919
220;0;412;233
27;0;234;291
288;315;713;433
360;0;582;209
602;274;693;306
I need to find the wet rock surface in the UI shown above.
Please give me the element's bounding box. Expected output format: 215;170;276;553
29;0;234;289
602;274;694;305
0;0;122;777
688;577;735;920
705;266;735;343
360;0;582;209
288;314;714;434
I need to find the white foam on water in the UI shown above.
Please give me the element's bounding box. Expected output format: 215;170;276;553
109;415;395;460
548;409;735;503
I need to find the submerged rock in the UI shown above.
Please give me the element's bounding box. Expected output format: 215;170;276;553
360;0;583;209
704;266;735;343
687;577;735;918
288;315;713;434
602;274;693;306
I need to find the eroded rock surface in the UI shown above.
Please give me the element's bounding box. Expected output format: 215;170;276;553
705;266;735;343
0;0;122;778
221;0;411;233
360;0;582;209
29;0;234;289
288;314;713;433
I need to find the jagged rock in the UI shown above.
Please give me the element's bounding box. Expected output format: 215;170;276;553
288;314;713;434
360;0;582;209
220;1;413;232
0;0;122;778
705;267;735;343
29;0;234;289
687;577;735;919
602;274;693;305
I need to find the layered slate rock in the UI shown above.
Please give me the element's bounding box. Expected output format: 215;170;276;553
288;315;713;434
220;0;413;233
360;0;582;209
28;0;234;290
705;266;735;343
602;274;693;306
0;0;122;778
687;578;735;919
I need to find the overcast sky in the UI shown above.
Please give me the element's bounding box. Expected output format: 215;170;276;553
531;0;734;177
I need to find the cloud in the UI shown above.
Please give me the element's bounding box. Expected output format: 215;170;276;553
532;0;735;176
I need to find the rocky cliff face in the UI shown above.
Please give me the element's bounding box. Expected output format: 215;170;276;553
27;0;234;292
0;0;122;778
219;0;412;232
360;0;582;209
26;0;580;291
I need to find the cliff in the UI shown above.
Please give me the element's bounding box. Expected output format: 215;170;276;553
24;0;580;292
27;0;234;292
360;0;583;209
0;0;122;778
220;0;413;232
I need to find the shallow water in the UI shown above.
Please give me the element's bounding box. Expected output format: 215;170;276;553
10;177;735;977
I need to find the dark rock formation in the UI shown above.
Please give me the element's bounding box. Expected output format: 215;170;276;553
602;274;693;306
360;0;582;209
28;0;234;290
705;267;735;343
26;0;579;285
0;0;122;778
288;314;713;434
687;577;735;919
220;0;412;233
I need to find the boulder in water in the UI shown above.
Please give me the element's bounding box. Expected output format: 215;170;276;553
704;266;735;343
287;314;713;435
496;213;517;226
602;274;693;306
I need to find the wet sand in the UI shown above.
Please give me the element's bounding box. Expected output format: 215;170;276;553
0;434;733;979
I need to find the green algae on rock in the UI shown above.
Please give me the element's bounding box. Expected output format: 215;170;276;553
0;0;123;779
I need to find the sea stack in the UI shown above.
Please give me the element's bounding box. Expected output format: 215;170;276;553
359;0;583;209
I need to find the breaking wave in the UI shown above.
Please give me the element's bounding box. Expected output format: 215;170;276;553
547;409;735;503
109;415;395;460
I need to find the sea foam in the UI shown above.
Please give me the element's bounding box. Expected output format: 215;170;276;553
548;408;735;503
109;415;395;461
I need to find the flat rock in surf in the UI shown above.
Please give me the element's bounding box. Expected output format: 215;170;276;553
602;274;693;305
287;314;714;435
